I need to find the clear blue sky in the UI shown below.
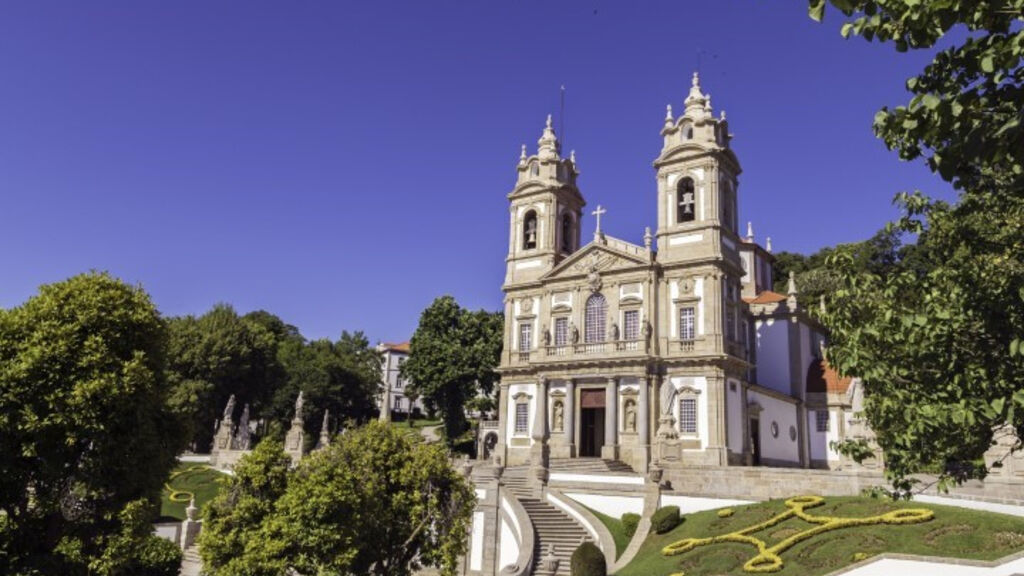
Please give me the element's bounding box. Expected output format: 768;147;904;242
0;1;953;343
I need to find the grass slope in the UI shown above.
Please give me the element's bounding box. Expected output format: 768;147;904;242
617;496;1024;576
159;463;227;521
586;507;631;559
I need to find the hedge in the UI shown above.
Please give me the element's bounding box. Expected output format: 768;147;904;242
621;512;640;537
570;541;606;576
652;505;681;534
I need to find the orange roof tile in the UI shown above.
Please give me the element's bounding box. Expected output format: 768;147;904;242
382;341;410;353
743;290;787;305
806;359;853;394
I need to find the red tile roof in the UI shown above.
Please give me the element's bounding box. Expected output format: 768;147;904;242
382;341;410;353
743;290;787;305
806;359;853;394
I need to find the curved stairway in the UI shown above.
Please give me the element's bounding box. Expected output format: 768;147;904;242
502;466;594;575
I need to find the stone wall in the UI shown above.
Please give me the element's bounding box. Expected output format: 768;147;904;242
661;464;884;500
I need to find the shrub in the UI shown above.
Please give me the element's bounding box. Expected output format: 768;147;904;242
852;552;870;562
570;541;606;576
621;513;640;537
652;505;681;534
717;508;734;518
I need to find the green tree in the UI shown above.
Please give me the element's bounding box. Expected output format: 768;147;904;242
401;296;503;444
166;305;288;450
200;422;475;576
199;439;293;576
807;0;1024;493
0;272;183;575
271;331;381;448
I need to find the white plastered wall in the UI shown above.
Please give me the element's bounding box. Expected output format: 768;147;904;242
726;379;744;453
748;390;800;464
755;317;790;395
807;408;842;462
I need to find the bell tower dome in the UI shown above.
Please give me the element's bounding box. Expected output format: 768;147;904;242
504;115;585;287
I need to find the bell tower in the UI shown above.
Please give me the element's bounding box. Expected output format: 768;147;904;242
653;72;741;263
504;115;585;287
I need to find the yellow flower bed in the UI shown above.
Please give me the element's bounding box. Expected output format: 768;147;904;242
661;496;934;573
164;465;213;503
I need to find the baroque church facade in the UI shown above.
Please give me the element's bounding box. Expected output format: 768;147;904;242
491;74;869;478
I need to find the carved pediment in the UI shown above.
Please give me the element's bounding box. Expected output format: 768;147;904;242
541;241;649;283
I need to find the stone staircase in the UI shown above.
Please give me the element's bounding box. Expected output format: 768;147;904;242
549;457;637;475
502;466;594;575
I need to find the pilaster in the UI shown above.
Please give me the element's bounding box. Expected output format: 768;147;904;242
637;375;650;472
602;377;619;461
565;379;576;457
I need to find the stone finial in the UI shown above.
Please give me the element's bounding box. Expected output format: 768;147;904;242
686;71;706;109
787;271;798;296
644;226;653;249
185;497;198;521
766;236;773;253
665;104;674;126
692;71;700;87
570;149;576;164
746;221;754;242
519;144;527;164
705;93;713;113
537;114;560;160
720;109;727;121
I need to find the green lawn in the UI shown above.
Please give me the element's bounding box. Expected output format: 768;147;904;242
159;463;227;521
586;506;631;559
616;496;1024;576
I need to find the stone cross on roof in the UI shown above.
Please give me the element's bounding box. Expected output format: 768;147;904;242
592;205;606;234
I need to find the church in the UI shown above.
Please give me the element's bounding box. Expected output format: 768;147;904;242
490;73;869;478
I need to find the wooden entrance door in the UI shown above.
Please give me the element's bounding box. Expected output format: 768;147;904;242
579;389;606;457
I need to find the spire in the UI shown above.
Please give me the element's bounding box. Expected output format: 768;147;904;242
684;71;708;114
665;104;674;127
787;271;799;309
537;114;560;160
766;236;773;253
644;226;653;250
746;221;754;242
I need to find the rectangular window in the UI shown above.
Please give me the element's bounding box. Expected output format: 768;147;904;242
519;323;532;352
554;317;568;347
726;308;736;342
515;403;529;434
623;310;639;340
679;397;698;434
816;410;830;433
679;307;695;340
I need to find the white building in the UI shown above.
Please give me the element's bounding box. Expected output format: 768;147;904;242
376;341;424;421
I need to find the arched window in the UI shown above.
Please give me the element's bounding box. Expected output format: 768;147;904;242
584;293;607;343
683;123;694;140
560;213;573;253
529;161;540;177
522;211;538;250
677;177;696;223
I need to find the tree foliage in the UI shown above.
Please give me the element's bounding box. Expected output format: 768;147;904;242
807;0;1024;493
401;296;503;443
0;272;183;575
200;422;475;576
271;331;381;448
166;305;289;450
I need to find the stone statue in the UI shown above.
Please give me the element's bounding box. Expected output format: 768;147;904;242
233;404;252;450
294;391;304;421
625;400;636;432
222;394;237;421
542;325;551;346
553;401;564;432
609;322;619;341
570;321;580;344
659;380;677;416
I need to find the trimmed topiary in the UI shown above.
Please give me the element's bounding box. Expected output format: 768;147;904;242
570;541;606;576
621;512;640;537
718;508;735;518
652;505;682;534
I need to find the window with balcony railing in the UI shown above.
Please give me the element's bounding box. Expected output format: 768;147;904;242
623;309;639;341
679;306;695;341
554;317;568;347
585;293;607;344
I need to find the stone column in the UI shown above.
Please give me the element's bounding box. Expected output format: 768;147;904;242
602;377;619;460
530;377;550;491
638;376;650;472
705;375;728;466
565;379;576;457
496;382;510;467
